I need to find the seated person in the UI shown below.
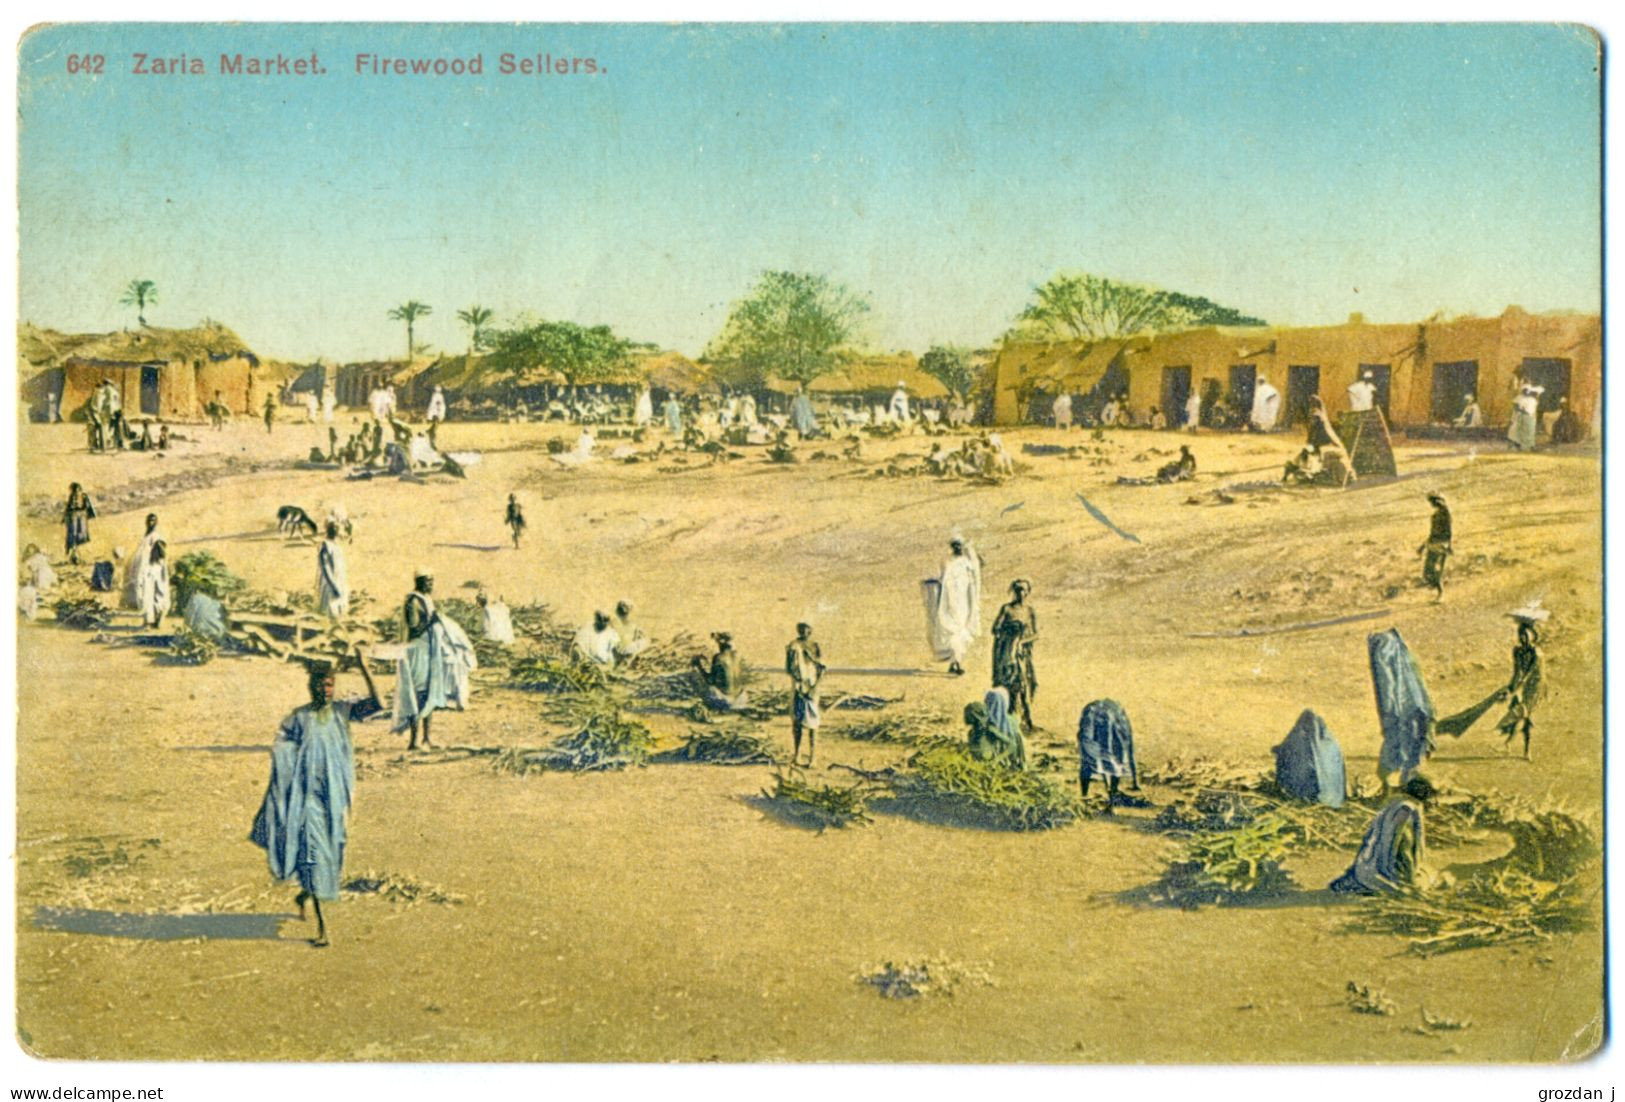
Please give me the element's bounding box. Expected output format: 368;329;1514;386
963;687;1026;768
1329;775;1435;894
691;631;747;710
571;611;620;669
478;592;515;645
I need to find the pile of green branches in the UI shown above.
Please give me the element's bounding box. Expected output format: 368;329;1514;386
167;626;219;665
892;737;1081;830
516;697;656;773
507;649;608;693
842;707;951;746
53;595;113;631
1148;811;1303;907
667;728;781;766
762;769;873;829
170;551;248;611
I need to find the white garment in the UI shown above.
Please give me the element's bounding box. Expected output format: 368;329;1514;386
740;394;758;426
482;600;515;645
317;539;349;620
1251;381;1281;431
408;434;440;467
1347;380;1376;412
426;389;447;422
1053;394;1073;429
322;389;336;423
139;562;170;626
573;623;620;667
633;389;654;426
1455;402;1482;428
1101;400;1119;425
575;430;595;458
369;388;389;422
927;550;982;664
1185;392;1202;430
122;529;164;611
304;394;319;422
19;585;40;621
988;433;1015;475
890;387;911;422
23;552;56;591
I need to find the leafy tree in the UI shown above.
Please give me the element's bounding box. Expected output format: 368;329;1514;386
482;319;637;397
706;271;870;387
120;279;158;327
1016;273;1264;340
918;344;979;402
456;305;494;356
387;300;433;362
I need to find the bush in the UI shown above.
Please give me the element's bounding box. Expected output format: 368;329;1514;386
171;551;247;612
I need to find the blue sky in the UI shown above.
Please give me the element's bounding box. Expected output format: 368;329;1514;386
17;23;1601;361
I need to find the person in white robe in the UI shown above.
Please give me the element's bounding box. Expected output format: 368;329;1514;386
478;592;515;645
987;433;1015;475
22;544;56;592
393;570;477;749
572;611;621;669
1453;394;1482;428
18;584;40;621
923;537;982;676
634;387;655;427
889;382;911;422
739;392;759;426
1250;375;1281;432
139;541;170;628
122;514;164;611
1185;390;1202;431
322;387;336;424
1507;385;1541;450
317;524;349;620
368;386;389;423
1347;371;1377;412
611;600;650;665
1052;393;1073;430
304;392;319;422
425;385;447;424
408;433;440;467
384;386;398;421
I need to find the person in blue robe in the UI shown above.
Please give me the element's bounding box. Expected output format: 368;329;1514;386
1329;775;1434;894
663;395;684;435
250;652;382;947
393;570;477;749
1368;628;1435;792
1272;709;1346;808
1077;698;1138;805
964;687;1026;768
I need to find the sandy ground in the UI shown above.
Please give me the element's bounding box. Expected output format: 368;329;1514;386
13;415;1604;1063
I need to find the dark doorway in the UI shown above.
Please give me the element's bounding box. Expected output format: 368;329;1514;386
139;366;161;415
1284;365;1320;427
1430;361;1479;422
1358;363;1392;418
1519;358;1571;416
1161;366;1192;427
1228;364;1257;424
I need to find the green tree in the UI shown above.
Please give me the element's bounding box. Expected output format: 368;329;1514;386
918;344;978;402
1016;273;1264;341
387;300;433;362
120;279;158;327
482;319;637;398
706;271;870;387
456;305;494;356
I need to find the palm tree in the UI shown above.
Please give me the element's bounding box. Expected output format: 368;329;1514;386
456;305;494;357
387;300;432;362
120;279;158;327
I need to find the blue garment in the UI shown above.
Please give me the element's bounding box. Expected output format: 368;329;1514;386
182;592;227;641
1368;629;1435;775
663;399;683;434
1330;799;1424;893
393;594;477;732
250;698;377;900
1272;709;1346;808
790;393;817;436
1077;698;1135;779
